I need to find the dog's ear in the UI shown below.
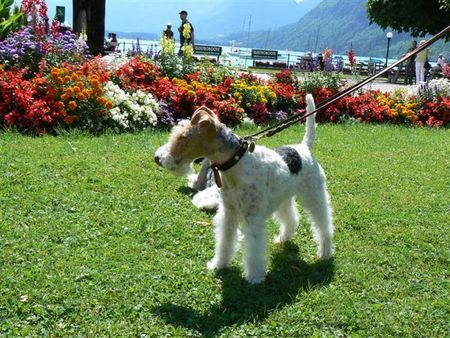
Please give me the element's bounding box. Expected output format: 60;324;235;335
196;106;217;119
191;107;219;128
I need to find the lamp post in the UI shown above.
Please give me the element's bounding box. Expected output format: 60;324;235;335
385;31;393;67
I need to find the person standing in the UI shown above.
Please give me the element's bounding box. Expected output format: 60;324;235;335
404;40;417;85
415;40;429;84
106;32;118;52
162;23;174;40
177;10;194;56
437;53;445;68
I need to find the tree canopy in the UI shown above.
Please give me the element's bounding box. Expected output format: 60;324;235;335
0;0;24;40
366;0;450;37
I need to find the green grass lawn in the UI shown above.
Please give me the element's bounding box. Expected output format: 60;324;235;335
1;124;448;336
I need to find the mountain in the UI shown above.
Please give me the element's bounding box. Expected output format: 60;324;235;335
192;0;322;40
218;0;449;59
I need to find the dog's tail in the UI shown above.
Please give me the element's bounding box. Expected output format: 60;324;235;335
302;93;316;149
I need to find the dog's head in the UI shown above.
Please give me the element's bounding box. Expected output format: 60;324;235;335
154;106;221;176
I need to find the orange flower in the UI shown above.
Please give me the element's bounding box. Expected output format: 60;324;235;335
60;94;69;101
47;89;57;99
51;68;59;78
55;101;65;110
77;93;86;100
64;87;74;97
105;100;113;109
77;81;85;89
90;79;100;88
68;101;77;110
64;115;75;125
73;86;81;94
71;73;79;81
96;97;106;105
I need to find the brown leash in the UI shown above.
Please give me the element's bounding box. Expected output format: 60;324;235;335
244;25;450;143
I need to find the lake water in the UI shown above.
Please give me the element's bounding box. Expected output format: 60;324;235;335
116;38;401;68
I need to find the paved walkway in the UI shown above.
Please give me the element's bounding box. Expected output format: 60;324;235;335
347;79;410;93
254;72;411;93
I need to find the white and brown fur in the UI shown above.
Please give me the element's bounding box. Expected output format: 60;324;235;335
155;94;333;284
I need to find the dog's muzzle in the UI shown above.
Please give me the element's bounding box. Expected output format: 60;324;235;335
154;155;162;166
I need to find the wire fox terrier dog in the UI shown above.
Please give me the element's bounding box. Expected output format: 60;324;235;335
154;94;333;284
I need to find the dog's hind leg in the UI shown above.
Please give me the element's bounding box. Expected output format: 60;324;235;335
207;205;239;270
273;197;299;243
297;171;334;260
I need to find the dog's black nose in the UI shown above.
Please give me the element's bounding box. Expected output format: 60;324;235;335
154;156;161;166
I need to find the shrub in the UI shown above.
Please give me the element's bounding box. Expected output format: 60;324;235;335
0;68;60;133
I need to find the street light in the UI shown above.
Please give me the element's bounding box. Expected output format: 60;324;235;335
385;31;393;67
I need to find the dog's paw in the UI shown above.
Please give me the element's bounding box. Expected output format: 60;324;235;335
317;244;333;260
245;272;266;285
273;233;293;244
192;187;220;210
207;258;228;270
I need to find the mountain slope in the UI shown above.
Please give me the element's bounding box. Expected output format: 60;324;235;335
220;0;448;59
194;0;322;39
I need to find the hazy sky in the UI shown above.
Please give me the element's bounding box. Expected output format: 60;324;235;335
14;0;308;36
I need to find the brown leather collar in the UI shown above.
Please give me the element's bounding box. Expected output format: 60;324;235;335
210;140;253;188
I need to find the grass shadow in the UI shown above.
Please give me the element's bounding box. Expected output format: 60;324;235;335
177;186;196;197
153;242;335;336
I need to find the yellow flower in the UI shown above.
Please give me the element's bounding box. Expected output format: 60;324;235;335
160;36;175;56
182;23;191;40
181;44;194;60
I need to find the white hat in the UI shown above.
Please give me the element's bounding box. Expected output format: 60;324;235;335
419;40;426;46
167;22;172;27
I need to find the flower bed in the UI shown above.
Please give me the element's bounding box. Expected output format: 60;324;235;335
0;26;448;133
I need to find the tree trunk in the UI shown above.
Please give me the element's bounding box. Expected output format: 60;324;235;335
73;0;105;56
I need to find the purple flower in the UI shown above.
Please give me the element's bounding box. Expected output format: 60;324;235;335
271;110;288;122
156;101;175;128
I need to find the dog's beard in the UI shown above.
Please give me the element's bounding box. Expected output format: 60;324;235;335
155;143;191;175
168;161;194;176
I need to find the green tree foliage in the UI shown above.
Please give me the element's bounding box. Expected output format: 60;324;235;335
0;0;24;40
366;0;450;37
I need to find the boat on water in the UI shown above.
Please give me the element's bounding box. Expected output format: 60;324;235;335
228;47;251;58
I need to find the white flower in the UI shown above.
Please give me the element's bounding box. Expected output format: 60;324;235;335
103;81;159;130
102;53;131;71
428;78;450;97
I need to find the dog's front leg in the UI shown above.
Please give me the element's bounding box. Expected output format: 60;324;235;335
207;205;238;270
242;216;268;284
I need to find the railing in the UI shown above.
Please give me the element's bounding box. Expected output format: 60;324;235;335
110;40;399;76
